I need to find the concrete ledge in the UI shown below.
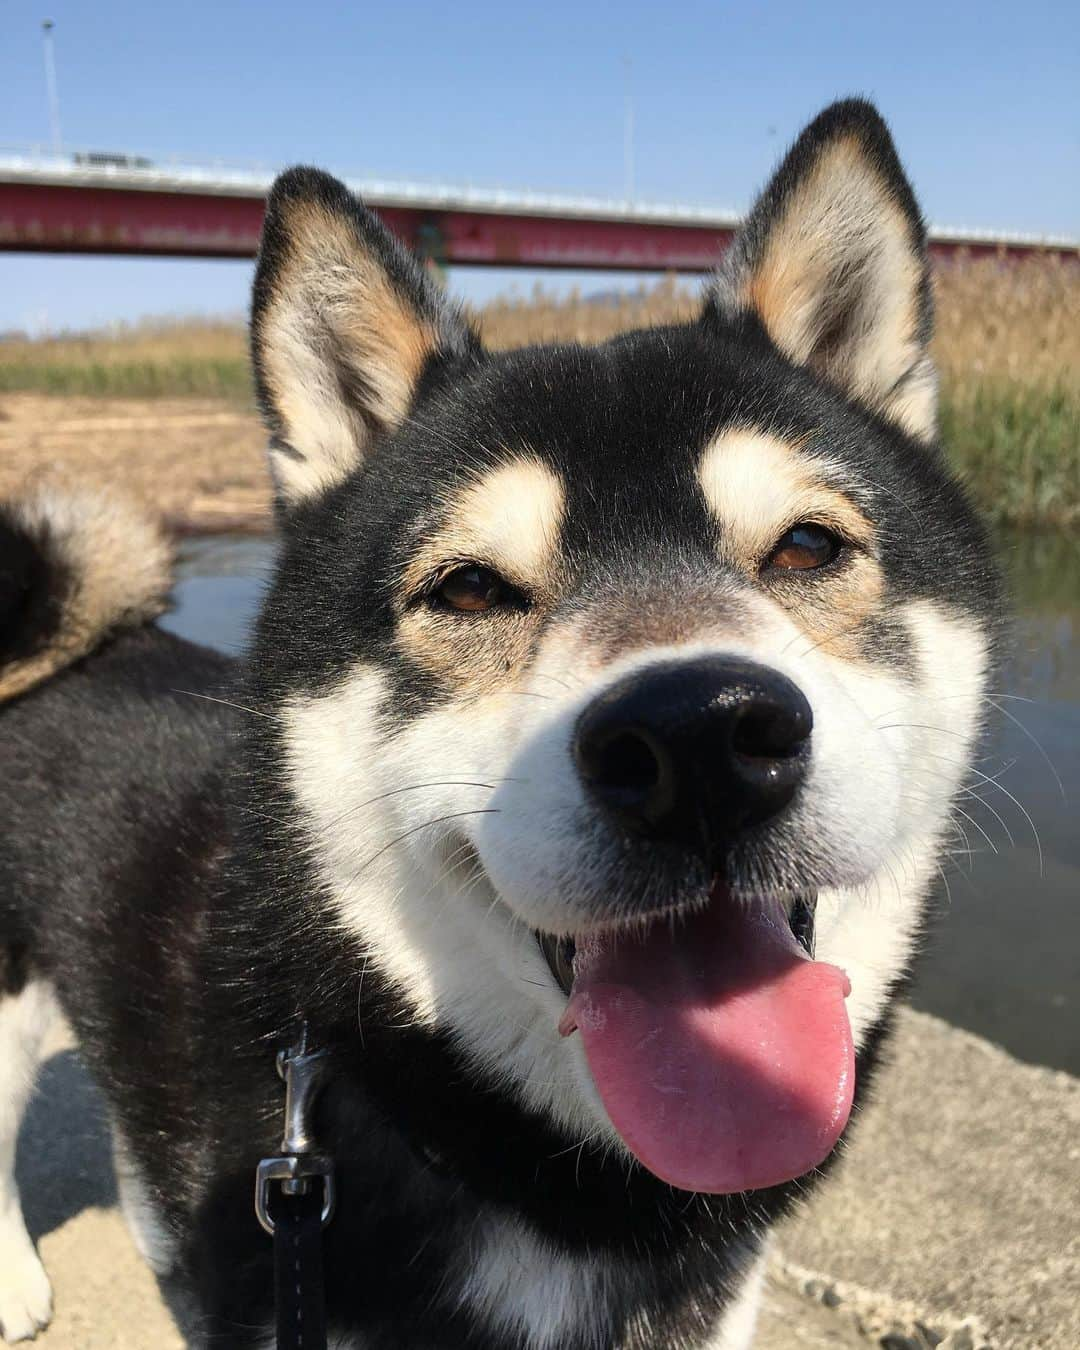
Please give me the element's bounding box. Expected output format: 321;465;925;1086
16;1009;1079;1348
758;1009;1080;1349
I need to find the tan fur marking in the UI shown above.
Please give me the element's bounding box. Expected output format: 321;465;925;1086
698;429;874;564
0;487;172;703
737;137;934;439
741;140;874;359
774;554;885;663
396;458;565;695
401;458;565;600
259;200;439;501
395;607;541;696
697;429;884;663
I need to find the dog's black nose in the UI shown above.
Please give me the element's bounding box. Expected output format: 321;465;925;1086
573;657;812;853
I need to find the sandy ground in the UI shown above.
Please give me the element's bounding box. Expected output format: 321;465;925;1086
12;1009;1077;1350
0;394;271;534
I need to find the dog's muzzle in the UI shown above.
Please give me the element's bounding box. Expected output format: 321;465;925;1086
573;656;812;858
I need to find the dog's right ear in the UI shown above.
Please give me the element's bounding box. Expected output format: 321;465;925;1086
251;168;478;509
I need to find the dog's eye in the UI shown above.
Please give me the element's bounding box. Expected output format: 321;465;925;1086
766;524;842;572
433;565;508;613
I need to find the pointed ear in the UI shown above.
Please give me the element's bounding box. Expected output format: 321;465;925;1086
709;100;936;440
250;168;478;507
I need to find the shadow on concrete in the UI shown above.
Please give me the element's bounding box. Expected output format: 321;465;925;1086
15;1048;119;1241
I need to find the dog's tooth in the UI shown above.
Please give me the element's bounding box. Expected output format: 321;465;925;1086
539;932;576;996
789;895;817;956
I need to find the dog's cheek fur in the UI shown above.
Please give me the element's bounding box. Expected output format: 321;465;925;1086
813;600;989;1045
468;594;983;1064
279;669;612;1147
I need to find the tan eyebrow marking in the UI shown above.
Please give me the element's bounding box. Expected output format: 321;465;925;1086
400;456;565;599
696;428;874;564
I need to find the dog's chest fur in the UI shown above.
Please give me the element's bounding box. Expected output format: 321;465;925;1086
174;944;781;1349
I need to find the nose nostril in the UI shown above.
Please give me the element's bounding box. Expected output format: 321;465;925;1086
587;729;661;797
576;721;675;830
575;658;812;847
730;704;810;760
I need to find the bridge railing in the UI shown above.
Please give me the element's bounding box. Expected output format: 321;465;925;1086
1;143;1076;261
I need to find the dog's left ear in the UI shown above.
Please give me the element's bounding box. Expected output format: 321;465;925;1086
251;168;478;508
708;100;936;440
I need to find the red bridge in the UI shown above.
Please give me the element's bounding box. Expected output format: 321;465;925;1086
2;150;1076;271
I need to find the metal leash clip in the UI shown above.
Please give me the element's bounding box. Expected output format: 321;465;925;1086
255;1035;336;1235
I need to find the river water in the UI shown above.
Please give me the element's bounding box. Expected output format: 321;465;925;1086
162;531;1080;1075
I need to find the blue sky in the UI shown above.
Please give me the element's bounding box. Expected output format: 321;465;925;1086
2;0;1077;332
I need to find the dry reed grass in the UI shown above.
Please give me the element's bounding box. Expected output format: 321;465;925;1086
933;255;1080;386
2;258;1075;392
1;258;1077;525
475;275;698;348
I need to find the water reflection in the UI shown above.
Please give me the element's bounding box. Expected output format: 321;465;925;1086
913;529;1080;1072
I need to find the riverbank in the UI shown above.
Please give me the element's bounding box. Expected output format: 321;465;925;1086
2;258;1077;528
18;1009;1077;1349
0;393;272;535
2;376;1077;534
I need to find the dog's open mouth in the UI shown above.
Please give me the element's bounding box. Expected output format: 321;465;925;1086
537;886;854;1194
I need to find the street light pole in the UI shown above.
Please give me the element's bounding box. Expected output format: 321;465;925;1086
42;19;63;154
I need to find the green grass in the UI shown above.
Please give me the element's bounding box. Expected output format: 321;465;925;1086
940;379;1080;529
0;356;252;400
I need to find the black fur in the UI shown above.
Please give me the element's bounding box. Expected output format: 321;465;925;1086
0;503;72;681
1;100;999;1348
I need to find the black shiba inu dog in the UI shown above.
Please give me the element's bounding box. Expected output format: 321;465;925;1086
0;100;996;1348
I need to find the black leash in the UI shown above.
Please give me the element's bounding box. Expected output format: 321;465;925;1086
255;1032;336;1350
271;1180;328;1350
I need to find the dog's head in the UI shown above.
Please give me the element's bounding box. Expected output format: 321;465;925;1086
248;100;995;1194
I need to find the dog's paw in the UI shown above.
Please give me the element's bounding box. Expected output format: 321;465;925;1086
0;1231;53;1343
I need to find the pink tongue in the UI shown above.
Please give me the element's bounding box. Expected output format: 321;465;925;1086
562;893;854;1193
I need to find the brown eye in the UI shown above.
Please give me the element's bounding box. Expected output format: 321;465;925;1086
433;565;507;613
767;524;842;571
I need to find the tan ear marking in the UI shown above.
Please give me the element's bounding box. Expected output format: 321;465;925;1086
287;204;439;424
252;169;473;509
257;200;441;502
713;104;937;441
737;139;926;427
